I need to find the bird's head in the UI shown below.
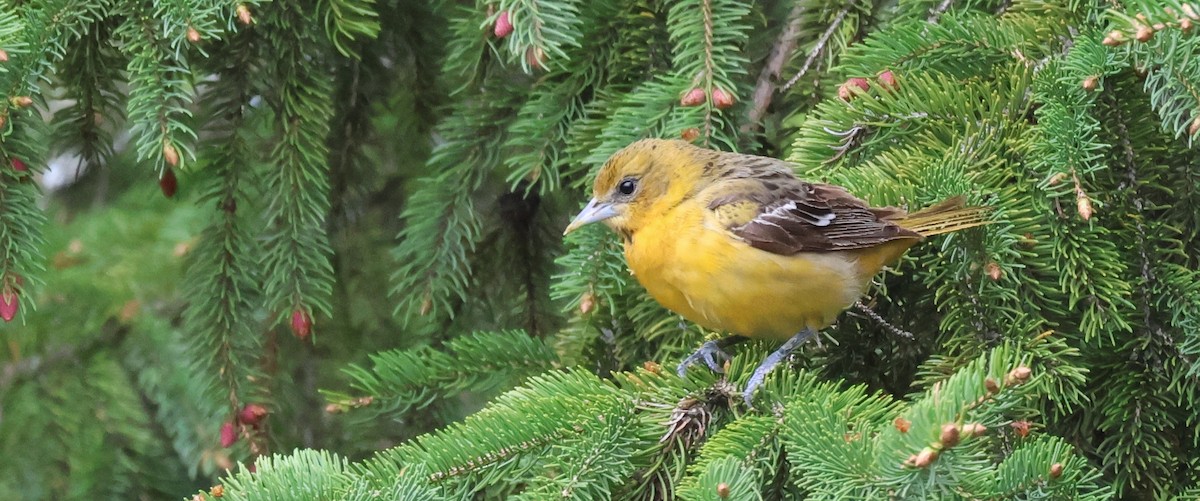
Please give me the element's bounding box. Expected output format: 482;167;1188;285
564;139;708;237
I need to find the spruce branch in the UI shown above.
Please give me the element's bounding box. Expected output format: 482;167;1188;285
782;3;853;92
740;1;805;135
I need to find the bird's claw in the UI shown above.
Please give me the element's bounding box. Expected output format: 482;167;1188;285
741;328;816;407
676;340;731;377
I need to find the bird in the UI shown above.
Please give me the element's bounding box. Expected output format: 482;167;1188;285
564;138;990;406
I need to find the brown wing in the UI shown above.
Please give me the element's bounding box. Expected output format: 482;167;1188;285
706;173;920;255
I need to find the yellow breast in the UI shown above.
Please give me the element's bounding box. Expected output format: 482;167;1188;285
624;201;874;341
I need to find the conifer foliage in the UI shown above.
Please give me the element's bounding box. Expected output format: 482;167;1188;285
1;0;1199;499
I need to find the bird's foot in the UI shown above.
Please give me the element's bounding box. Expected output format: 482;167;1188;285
743;329;817;407
677;340;733;377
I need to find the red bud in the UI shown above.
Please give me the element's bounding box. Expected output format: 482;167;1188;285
238;403;268;426
219;421;237;448
680;127;700;142
0;288;17;322
159;168;177;198
712;88;735;109
11;158;26;172
494;11;513;38
290;309;312;339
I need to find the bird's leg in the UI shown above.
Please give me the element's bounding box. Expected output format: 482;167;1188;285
677;336;747;377
743;328;816;406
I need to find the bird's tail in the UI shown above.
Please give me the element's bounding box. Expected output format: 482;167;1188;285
896;195;991;237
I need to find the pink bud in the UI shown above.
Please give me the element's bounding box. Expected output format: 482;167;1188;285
290;309;311;339
680;88;706;107
11;158;26;172
494;11;513;38
219;421;237;448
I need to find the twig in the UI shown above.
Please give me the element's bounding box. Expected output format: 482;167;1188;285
782;4;854;92
740;3;807;135
853;301;914;339
927;0;955;23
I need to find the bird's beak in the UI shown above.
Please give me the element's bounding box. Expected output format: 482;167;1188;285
564;198;618;235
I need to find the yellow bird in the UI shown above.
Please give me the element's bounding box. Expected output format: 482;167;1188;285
564;139;989;405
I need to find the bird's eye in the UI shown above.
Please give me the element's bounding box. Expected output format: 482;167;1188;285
617;178;637;195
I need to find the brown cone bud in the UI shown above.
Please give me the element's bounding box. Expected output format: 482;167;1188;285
187;26;201;43
578;291;595;315
0;49;8;62
643;360;662;374
525;46;545;70
1102;30;1126;46
1182;18;1194;32
1006;366;1032;385
838;77;870;101
211;484;225;498
680;88;706;107
712;88;735;109
1050;462;1064;478
985;262;1002;281
1076;194;1093;220
1135;25;1154;42
238;403;268;426
680;127;700;142
940;423;961;448
163;142;179;167
1010;420;1031;438
1185;4;1199;20
10;96;32;108
877;70;898;91
985;377;1000;393
1190;116;1200;136
1082;75;1099;91
236;4;253;25
962;423;987;438
493;11;513;38
716;482;731;498
913;447;938;467
894;417;911;433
